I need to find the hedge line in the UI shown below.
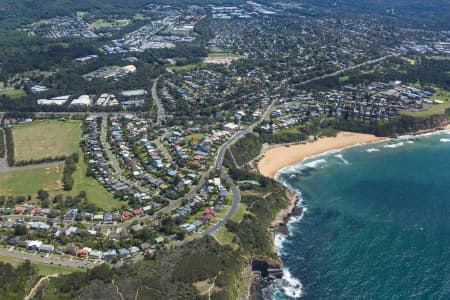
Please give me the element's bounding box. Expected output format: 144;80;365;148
62;153;79;191
0;129;5;158
5;127;14;166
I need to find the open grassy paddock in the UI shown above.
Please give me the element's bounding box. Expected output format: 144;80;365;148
0;161;121;210
12;120;82;162
0;255;81;275
0;89;26;99
2;119;121;210
186;133;205;144
0;164;64;197
203;52;240;65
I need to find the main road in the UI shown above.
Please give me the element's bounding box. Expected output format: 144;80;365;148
151;77;166;126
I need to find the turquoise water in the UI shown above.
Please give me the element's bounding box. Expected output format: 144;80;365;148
271;133;450;299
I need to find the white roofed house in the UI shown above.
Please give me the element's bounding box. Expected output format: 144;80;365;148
37;95;71;106
65;226;80;236
224;122;239;132
38;244;54;253
25;240;42;250
96;93;119;106
71;95;92;106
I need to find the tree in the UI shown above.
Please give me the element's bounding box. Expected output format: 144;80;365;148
37;190;49;200
14;224;28;236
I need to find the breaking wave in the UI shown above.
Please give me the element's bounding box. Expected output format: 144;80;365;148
334;154;350;165
302;158;328;169
279;268;303;298
383;142;404;148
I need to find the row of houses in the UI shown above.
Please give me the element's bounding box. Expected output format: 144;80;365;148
263;81;438;131
84;117;132;196
6;237;142;260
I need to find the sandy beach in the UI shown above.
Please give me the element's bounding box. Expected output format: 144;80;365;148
262;131;387;255
258;132;387;179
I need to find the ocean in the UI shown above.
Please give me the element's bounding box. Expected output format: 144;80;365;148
269;132;450;299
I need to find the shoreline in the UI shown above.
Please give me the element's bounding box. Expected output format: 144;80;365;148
259;125;450;298
258;131;388;179
263;126;450;239
262;132;388;256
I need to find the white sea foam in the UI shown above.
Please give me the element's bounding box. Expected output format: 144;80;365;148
420;131;442;137
334;154;350;165
278;164;303;177
397;134;415;140
287;207;307;233
440;138;450;143
302;158;328;169
274;233;287;256
383;142;404;148
280;268;303;298
366;148;380;153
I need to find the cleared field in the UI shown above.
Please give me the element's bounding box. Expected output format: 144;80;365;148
91;19;130;29
13;120;81;162
186;133;205;144
167;62;205;72
203;52;240;65
0;162;121;209
70;155;121;210
2;119;121;209
34;262;82;276
0;89;26;99
231;203;247;223
0;164;63;196
214;227;238;250
0;255;81;275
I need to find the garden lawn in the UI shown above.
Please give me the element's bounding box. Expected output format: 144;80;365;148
186;133;205;144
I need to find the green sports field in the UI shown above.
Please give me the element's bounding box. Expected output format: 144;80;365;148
12;120;82;162
2;120;121;209
0;162;120;210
